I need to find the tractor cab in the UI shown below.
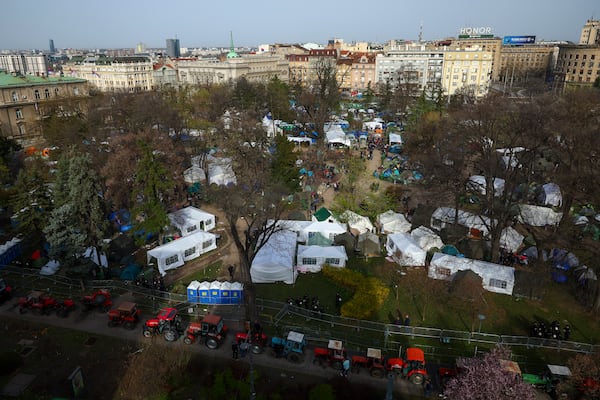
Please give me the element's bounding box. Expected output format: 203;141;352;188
313;339;347;370
183;314;228;349
200;314;225;335
386;347;428;385
269;331;306;363
143;307;184;342
351;347;385;377
284;331;306;354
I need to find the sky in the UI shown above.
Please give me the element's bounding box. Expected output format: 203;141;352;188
1;0;599;50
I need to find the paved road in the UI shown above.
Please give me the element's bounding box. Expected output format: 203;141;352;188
0;293;431;399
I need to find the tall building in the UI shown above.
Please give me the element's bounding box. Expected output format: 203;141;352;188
166;38;181;58
49;39;56;54
0;54;49;76
553;45;600;90
579;19;600;45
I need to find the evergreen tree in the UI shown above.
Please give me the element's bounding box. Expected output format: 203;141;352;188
270;135;299;192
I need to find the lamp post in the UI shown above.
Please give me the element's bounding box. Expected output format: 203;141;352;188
477;314;486;333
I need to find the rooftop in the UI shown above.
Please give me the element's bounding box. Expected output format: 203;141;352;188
0;71;86;88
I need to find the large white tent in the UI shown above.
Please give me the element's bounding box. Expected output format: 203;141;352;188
340;210;374;235
538;183;562;207
467;175;505;196
275;220;347;243
410;226;444;252
518;205;563;227
385;233;427;267
168;206;216;235
250;230;298;284
325;125;352;147
377;210;411;234
297;245;348;272
190;154;237;186
428;252;515;295
499;226;524;253
147;231;217;276
430;207;495;236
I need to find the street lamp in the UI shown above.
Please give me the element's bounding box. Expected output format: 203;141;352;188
477;314;486;333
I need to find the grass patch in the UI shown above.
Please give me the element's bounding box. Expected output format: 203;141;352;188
170;261;224;295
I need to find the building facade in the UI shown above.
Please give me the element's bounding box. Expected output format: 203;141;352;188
553;45;600;90
442;47;493;98
580;19;600;45
65;55;154;92
497;43;556;87
0;71;88;146
0;54;50;76
166;38;181;58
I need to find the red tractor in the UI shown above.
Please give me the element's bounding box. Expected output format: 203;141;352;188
386;347;428;385
143;307;185;342
0;278;13;304
81;289;112;312
313;339;347;370
235;331;268;354
183;314;228;349
107;301;141;329
18;291;59;315
351;347;386;378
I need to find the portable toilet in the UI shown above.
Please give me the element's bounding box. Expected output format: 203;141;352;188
198;281;210;304
230;281;243;304
209;280;222;304
219;281;232;304
186;280;200;303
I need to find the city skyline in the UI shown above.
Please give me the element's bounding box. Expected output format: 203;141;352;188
1;0;599;51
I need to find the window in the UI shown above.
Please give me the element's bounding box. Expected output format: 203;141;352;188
489;279;507;289
15;109;23;119
54;88;59;96
165;255;179;266
11;91;18;102
202;240;213;249
302;258;317;265
44;88;50;98
17;124;26;135
184;247;196;257
325;258;340;265
186;225;197;233
73;87;79;95
34;89;41;99
436;267;451;277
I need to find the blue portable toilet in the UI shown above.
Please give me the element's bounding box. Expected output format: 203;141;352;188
198;281;210;304
209;281;221;304
230;282;244;305
219;281;231;305
187;280;200;303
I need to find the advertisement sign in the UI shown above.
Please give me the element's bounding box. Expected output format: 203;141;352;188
459;27;494;38
503;36;536;45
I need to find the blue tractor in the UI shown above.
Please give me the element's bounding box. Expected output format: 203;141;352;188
268;330;306;363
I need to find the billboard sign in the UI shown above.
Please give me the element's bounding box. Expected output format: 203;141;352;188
459;26;494;38
503;36;536;45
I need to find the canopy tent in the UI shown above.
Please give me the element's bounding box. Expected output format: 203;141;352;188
325;125;352;147
262;115;283;137
386;233;427;267
307;232;333;246
430;207;495;237
499;226;524;253
0;237;21;269
363;121;383;131
356;232;381;257
297;245;348;272
190;154;236;186
250;230;298;284
410;226;444;252
312;207;339;223
428;252;515;295
467;175;505;196
276;220;347;243
333;231;357;255
287;136;314;145
340;210;374;235
168;206;216;235
518;204;563;227
377;210;411;234
388;133;403;145
183;165;204;184
538;183;562;207
147;231;217;276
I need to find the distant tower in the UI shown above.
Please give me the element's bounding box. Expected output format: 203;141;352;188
226;31;239;59
418;21;423;43
580;19;600;45
136;42;146;54
166;38;181;58
49;39;56;54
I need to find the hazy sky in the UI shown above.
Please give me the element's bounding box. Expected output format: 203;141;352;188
2;0;599;50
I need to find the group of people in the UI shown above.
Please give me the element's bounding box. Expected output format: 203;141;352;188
287;294;325;313
530;320;570;340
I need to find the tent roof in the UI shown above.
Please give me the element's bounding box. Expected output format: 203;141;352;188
313;207;334;222
298;245;347;260
340;210;374;234
147;231;216;259
410;226;444;251
169;206;214;227
431;252;515;284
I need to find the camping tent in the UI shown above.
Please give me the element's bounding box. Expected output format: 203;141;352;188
377;210;411;234
467;175;505;196
325;125;352;148
183;165;204;184
0;237;21;269
334;232;357;255
386;233;427;267
538;183;562;207
169;206;216;235
83;247;108;268
430;207;495;236
518;205;563;227
356;232;381;257
388;133;403;145
428;252;515;295
340;210;374;235
297;245;348;272
276;220;347;243
250;230;298;284
147;231;217;276
190;154;237;186
499;226;524;253
410;226;444;252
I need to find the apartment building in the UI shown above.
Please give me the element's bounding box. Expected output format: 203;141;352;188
553;45;600;90
497;43;556;86
0;54;50;76
0;71;88;146
288;49;337;87
65;55;154;92
442;47;493;98
580;19;600;45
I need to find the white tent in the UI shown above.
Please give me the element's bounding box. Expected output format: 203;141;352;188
467;175;505;196
518;204;563;227
190;154;237;186
499;226;524;253
430;207;495;236
168;206;216;235
388;133;403;145
340;210;374;235
386;233;427;267
410;226;444;252
297;245;348;272
538;183;562;207
377;210;411;234
325;125;352;147
363;121;383;131
428;252;515;295
183;165;204;184
83;247;108;267
147;231;217;276
250;230;298;284
276;220;347;243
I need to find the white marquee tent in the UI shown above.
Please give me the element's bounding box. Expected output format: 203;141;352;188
410;226;444;252
250;230;298;284
428;252;515;295
430;207;495;236
386;233;427;267
518;204;563;227
467;175;505;196
340;210;374;235
276;220;348;243
190;154;237;186
499;226;524;253
538;183;562;207
377;210;411;234
147;231;217;276
297;245;348;272
168;206;216;235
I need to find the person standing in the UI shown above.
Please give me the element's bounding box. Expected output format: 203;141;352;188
228;265;235;281
341;358;351;377
232;342;239;360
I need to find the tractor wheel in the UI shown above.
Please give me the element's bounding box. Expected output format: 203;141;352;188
251;344;262;354
142;329;152;338
287;352;304;364
370;368;385;378
183;336;193;345
206;338;219;350
410;373;425;385
164;329;178;342
332;360;343;370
